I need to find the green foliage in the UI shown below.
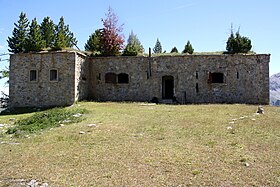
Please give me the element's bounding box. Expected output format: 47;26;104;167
123;31;144;56
7;12;29;53
170;47;178;53
25;18;46;52
0;69;9;79
182;40;194;54
153;38;162;54
53;17;77;50
41;17;55;48
6;107;87;136
53;26;67;50
84;29;102;54
226;28;252;54
100;7;125;56
7;13;77;53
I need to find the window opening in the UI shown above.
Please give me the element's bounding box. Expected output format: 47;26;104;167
105;72;116;83
30;70;37;82
196;83;199;93
196;71;198;79
237;72;239;79
208;72;224;83
118;73;129;84
50;69;58;81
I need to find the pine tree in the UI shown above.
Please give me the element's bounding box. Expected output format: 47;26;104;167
182;40;194;54
85;29;102;54
123;31;144;56
25;18;46;52
53;28;67;50
41;17;55;48
170;47;178;53
153;38;162;54
100;7;125;56
226;28;252;54
53;17;77;50
7;12;29;53
64;23;77;48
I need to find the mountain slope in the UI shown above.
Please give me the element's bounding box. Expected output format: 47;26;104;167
270;72;280;105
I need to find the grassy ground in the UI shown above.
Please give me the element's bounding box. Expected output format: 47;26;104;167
0;102;280;186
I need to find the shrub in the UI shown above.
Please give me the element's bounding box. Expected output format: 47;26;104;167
6;107;87;136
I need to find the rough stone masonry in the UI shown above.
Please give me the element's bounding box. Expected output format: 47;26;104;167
9;51;270;107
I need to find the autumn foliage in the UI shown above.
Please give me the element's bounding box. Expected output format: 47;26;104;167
99;7;125;56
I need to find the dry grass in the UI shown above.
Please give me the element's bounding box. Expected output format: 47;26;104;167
0;102;280;186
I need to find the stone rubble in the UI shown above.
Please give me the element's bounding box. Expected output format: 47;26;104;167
88;124;97;127
73;113;82;117
257;105;264;114
0;124;7;127
26;179;48;187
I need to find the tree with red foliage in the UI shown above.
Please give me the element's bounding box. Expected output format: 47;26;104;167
100;7;125;56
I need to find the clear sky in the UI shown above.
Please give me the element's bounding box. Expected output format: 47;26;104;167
0;0;279;93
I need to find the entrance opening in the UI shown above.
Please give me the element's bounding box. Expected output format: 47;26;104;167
162;76;174;99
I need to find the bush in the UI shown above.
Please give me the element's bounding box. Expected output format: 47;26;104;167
170;47;178;53
6;107;87;136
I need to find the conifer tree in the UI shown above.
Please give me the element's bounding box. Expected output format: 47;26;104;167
7;12;29;53
226;28;252;54
100;7;125;56
25;18;46;52
123;31;144;56
182;40;194;54
53;17;77;50
153;38;162;54
85;29;102;54
64;23;77;48
170;47;178;53
41;17;55;48
53;28;67;50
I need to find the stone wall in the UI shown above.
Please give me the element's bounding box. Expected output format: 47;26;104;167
9;51;81;107
74;53;88;101
89;54;270;104
9;52;270;108
89;56;151;101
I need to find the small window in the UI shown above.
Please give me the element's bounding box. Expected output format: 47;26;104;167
118;73;129;84
50;69;58;81
196;71;199;79
237;72;239;79
30;70;37;82
208;72;224;83
105;72;116;83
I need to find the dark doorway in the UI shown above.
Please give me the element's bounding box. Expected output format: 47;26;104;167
162;76;174;99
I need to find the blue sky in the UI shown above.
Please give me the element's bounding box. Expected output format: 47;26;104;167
0;0;279;93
